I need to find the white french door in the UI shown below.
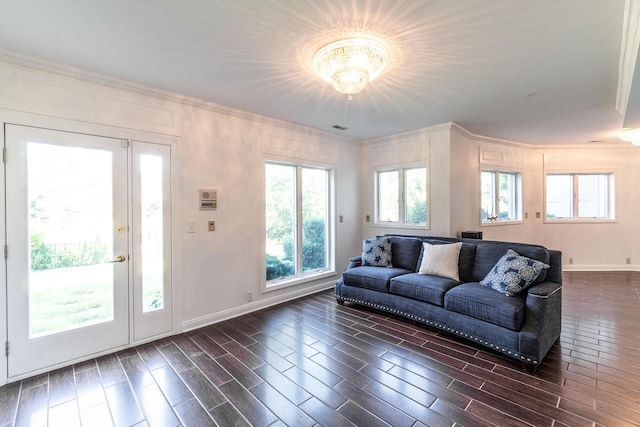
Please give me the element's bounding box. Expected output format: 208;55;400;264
5;124;172;379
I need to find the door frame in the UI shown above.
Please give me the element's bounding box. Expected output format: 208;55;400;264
0;110;183;384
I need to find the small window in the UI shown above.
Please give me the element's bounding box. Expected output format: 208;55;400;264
545;173;614;220
481;170;522;223
375;166;427;226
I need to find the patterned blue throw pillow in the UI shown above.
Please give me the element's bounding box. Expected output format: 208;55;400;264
479;249;550;296
362;237;393;267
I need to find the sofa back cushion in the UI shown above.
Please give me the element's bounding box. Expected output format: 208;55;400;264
388;236;423;271
470;242;550;283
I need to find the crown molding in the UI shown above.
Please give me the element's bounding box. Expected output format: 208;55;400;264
450;123;532;148
451;122;636;150
0;49;359;144
616;0;640;116
362;122;454;146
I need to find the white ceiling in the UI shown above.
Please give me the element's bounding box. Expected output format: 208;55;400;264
0;0;637;144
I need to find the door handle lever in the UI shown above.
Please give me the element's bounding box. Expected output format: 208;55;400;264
109;255;127;263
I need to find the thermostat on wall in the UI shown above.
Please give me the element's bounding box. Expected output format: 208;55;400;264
199;189;217;210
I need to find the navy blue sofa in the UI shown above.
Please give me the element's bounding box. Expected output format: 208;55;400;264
335;234;562;370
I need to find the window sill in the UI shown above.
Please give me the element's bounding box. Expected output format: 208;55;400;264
373;222;429;230
264;270;336;292
543;218;617;224
480;220;524;227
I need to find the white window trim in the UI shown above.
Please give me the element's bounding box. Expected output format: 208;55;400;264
262;158;336;292
543;171;616;223
374;164;429;229
480;168;523;226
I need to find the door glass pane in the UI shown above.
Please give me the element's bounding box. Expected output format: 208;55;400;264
265;163;296;282
28;143;114;337
140;154;164;312
378;170;399;222
404;168;427;223
302;168;328;272
546;174;573;218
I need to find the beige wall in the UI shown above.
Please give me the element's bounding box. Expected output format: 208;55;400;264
449;126;481;235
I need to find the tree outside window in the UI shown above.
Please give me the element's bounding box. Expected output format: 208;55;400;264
265;162;332;285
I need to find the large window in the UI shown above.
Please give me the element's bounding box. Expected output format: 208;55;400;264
265;162;333;287
481;170;522;223
375;166;427;226
546;173;614;220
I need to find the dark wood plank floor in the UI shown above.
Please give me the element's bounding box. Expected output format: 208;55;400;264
1;271;639;426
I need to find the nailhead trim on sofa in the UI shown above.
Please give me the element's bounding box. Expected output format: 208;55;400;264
336;296;538;365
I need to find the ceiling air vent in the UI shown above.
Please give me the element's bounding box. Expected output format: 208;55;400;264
332;125;349;131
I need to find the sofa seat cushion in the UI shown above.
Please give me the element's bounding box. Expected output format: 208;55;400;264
444;283;526;331
342;266;411;292
389;273;460;306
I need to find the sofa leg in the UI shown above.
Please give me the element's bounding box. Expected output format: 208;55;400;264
522;362;538;373
336;299;344;305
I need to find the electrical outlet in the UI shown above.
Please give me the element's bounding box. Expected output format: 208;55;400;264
536;212;541;218
365;215;371;222
569;258;573;265
208;221;215;231
339;215;344;223
246;291;253;302
626;258;631;265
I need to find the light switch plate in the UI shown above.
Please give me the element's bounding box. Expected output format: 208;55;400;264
208;221;215;231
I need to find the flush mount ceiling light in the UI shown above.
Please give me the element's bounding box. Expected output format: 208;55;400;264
619;129;640;146
313;36;388;99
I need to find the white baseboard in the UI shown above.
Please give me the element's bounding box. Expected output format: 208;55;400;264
562;264;640;272
182;281;335;332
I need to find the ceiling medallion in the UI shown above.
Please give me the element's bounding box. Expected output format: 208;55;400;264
313;36;388;100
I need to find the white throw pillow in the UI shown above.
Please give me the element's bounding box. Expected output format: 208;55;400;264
418;242;462;281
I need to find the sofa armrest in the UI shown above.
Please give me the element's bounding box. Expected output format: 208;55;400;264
347;256;362;270
519;280;562;364
527;281;561;298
